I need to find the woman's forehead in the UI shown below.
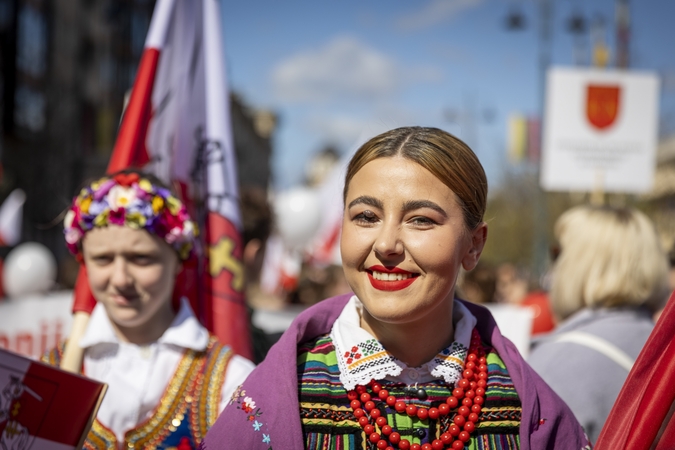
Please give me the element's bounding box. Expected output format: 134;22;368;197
347;157;453;198
82;226;165;252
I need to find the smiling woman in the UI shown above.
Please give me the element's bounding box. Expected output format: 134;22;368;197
202;127;590;450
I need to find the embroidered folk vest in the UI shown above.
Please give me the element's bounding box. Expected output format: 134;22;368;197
44;337;232;450
297;334;522;450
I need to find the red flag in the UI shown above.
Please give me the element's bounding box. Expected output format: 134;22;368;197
595;290;675;449
198;0;251;358
71;0;252;358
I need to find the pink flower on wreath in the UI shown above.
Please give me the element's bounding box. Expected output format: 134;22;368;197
108;207;126;226
65;228;82;245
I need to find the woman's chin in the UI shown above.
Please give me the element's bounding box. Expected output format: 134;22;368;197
362;306;427;328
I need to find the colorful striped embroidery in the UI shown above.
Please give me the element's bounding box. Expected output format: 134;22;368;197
298;334;522;450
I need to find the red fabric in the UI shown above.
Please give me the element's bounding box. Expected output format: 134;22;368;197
172;254;199;314
72;264;97;314
520;291;555;335
595;291;675;449
204;212;252;359
106;48;157;173
655;409;675;450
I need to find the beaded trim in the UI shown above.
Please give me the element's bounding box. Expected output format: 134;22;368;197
192;339;232;441
124;348;199;448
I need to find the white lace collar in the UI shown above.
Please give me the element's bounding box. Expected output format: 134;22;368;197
330;295;477;390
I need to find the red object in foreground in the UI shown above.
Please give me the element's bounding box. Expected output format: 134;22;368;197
595;290;675;449
0;347;106;447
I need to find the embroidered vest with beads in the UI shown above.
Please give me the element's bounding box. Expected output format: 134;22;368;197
43;336;232;450
297;334;522;450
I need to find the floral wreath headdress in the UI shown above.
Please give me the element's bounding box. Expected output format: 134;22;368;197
64;172;198;260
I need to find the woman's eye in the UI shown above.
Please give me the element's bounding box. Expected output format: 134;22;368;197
132;255;154;265
410;216;436;227
92;256;113;265
354;210;378;224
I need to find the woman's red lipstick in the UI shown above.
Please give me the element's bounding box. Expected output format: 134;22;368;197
366;265;418;291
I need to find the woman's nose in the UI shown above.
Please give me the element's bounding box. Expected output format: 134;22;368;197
373;222;404;258
110;258;133;288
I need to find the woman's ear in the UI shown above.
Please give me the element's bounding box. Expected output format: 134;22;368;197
462;222;488;271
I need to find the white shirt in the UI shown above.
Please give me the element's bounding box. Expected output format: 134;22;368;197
79;298;255;443
330;296;477;390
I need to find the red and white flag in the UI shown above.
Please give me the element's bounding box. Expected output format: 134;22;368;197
72;0;252;358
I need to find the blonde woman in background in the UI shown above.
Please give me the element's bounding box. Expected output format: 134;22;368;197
528;205;670;444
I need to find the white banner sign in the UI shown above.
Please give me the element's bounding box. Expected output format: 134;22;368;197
541;67;660;193
0;291;73;360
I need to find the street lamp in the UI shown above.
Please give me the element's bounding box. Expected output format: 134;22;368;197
503;0;552;281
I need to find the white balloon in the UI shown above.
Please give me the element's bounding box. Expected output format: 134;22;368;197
4;242;57;298
274;187;322;249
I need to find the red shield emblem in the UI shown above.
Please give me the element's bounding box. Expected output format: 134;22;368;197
586;85;621;130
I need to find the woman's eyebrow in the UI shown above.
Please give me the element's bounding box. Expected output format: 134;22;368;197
347;195;383;210
402;200;448;218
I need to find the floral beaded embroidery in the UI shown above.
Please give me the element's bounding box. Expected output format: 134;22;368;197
343;346;361;365
342;339;392;372
230;386;272;449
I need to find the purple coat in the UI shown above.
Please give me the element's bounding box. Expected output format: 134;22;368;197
202;294;591;449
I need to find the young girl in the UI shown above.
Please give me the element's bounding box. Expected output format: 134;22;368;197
44;171;254;449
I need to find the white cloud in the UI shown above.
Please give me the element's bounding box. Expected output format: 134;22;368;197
396;0;485;32
305;106;424;149
272;36;441;103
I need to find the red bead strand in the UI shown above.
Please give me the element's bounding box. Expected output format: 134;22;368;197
347;329;487;449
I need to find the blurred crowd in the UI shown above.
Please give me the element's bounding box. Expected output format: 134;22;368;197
1;144;674;446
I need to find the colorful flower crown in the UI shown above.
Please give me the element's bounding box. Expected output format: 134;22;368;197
64;172;198;260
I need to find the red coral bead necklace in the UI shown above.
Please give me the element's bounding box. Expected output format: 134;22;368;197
347;329;487;450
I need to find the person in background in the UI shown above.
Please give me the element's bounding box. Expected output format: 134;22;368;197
201;126;589;449
456;260;497;305
528;205;670;444
43;170;255;449
239;186;282;363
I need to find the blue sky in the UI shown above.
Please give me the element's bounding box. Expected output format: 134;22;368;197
221;0;675;190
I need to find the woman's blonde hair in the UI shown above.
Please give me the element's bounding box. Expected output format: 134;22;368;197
550;205;669;320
